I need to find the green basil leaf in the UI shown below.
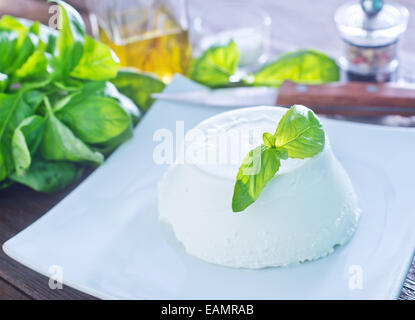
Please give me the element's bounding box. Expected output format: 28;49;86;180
0;16;39;75
110;68;165;112
0;92;35;141
51;92;78;113
37;22;58;54
0;15;40;41
12;115;44;176
262;132;275;147
0;92;38;180
10;159;83;193
15;41;50;81
53;78;83;91
0;73;8;92
0;15;29;36
0;144;13;182
21;90;45;111
49;0;85;78
252;49;339;87
275;147;288;160
92;123;133;156
274;105;325;159
15;17;59;54
12;128;33;176
0;30;18;74
69;80;141;124
71;35;119;80
56;95;131;144
188;40;239;88
14;75;51;92
232;145;280;212
232;105;326;211
79;80;106;94
3;16;57;54
9;32;38;74
41;102;104;165
103;82;141;124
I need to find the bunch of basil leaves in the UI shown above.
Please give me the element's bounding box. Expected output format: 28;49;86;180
0;0;152;193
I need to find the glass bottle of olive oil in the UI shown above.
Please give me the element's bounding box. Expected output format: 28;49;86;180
88;0;191;83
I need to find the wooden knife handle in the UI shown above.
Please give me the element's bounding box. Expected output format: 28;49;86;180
276;81;415;116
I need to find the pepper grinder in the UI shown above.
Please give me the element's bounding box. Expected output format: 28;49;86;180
335;0;409;82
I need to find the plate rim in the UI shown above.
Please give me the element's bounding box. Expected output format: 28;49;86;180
3;76;415;300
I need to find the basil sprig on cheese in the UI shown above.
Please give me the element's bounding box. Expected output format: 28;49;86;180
232;105;325;212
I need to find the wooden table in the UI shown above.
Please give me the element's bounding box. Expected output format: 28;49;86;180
0;0;414;300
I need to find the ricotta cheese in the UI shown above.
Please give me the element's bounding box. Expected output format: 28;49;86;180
158;107;360;268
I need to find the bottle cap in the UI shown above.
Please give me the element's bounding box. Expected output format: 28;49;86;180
335;0;409;47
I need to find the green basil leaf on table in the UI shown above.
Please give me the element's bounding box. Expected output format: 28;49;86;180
73;80;141;124
103;82;141;123
71;35;120;80
10;160;83;193
0;92;38;180
49;0;86;79
252;49;339;87
92;123;133;156
56;95;131;144
116;93;141;124
188;40;239;88
274;105;325;159
0;92;36;141
41;99;104;165
232;145;281;213
110;69;165;112
12;115;44;176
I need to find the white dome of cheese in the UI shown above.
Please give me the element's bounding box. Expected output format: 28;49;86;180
158;106;360;268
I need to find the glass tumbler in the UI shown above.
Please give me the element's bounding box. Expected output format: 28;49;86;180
87;0;192;83
192;1;271;70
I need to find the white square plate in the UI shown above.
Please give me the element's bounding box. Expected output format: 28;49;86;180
3;75;415;299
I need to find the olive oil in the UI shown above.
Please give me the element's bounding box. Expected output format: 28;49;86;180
97;7;191;83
